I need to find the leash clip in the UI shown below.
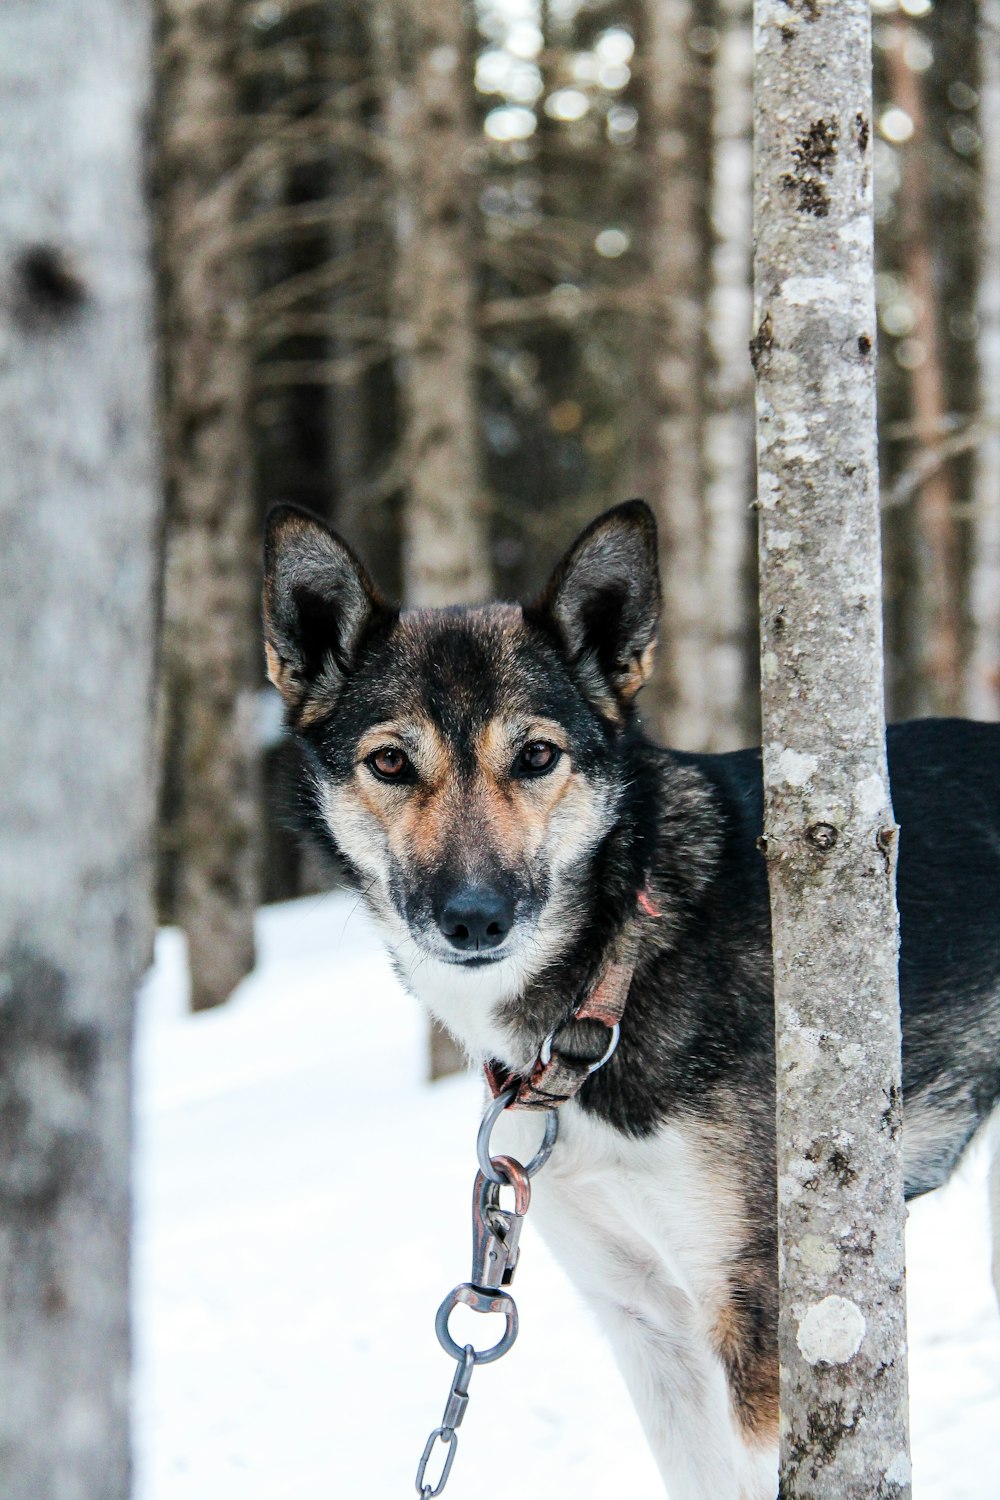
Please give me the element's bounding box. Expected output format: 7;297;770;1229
470;1157;531;1291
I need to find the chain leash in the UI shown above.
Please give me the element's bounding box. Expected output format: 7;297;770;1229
413;1087;560;1498
412;902;646;1495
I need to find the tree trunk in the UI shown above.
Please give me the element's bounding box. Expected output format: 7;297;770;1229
323;4;401;595
703;0;759;751
966;0;1000;719
753;3;911;1496
0;3;158;1495
639;0;712;750
886;17;962;716
372;0;491;609
324;0;372;543
157;0;261;1012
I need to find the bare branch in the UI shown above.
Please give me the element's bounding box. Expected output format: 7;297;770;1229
249;245;376;325
253;347;390;387
254;309;391;353
338;453;407;513
227;185;384;251
883;416;1000;509
480;282;657;328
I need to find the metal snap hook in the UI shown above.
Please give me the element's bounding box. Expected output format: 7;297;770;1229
471;1159;531;1291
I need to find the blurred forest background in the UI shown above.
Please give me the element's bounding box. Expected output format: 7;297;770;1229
154;0;1000;1014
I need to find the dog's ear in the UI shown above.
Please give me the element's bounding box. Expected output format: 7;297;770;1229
529;500;660;716
263;505;392;724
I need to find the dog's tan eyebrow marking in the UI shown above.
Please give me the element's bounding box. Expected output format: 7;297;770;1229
355;723;409;759
523;719;570;749
476;718;570;776
356;718;451;782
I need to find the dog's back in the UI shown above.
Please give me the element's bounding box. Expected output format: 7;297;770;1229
675;718;1000;1199
889;719;1000;1196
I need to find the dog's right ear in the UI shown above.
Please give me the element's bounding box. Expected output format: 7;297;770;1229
262;505;392;725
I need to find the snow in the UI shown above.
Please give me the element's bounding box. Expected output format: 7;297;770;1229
133;892;1000;1500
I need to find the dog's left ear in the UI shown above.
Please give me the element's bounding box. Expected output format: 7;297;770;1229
529;500;660;713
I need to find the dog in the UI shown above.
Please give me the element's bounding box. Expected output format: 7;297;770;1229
262;498;1000;1500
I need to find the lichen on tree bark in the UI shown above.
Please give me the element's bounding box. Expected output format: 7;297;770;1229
752;2;912;1495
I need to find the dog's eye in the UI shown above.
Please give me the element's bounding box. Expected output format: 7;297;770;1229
366;746;411;782
516;740;561;778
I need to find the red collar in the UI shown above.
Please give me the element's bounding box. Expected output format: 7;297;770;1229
483;884;660;1111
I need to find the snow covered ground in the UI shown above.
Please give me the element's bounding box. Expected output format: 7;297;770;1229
133;892;1000;1500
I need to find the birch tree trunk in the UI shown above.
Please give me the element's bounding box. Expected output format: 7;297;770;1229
0;3;158;1495
372;0;491;609
639;0;712;749
703;0;758;750
753;3;911;1495
157;0;261;1012
966;0;1000;720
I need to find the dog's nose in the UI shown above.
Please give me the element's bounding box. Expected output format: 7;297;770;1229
438;885;514;952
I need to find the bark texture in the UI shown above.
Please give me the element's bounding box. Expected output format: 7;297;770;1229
0;3;158;1495
752;3;911;1495
157;0;261;1012
966;0;1000;719
639;0;712;749
373;0;491;608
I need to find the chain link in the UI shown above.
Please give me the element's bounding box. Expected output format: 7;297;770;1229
412;1104;559;1496
415;1346;474;1499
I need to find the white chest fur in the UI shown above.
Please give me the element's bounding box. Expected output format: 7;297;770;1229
494;1101;739;1303
491;1101;779;1500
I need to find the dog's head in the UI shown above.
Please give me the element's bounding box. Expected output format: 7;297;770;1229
262;502;660;1054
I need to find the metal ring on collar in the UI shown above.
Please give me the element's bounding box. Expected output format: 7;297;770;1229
538;1018;621;1075
476;1086;559;1184
435;1283;519;1364
589;1019;621;1073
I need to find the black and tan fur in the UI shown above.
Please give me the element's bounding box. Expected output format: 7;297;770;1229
263;500;1000;1500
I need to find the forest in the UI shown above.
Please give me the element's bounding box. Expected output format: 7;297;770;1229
1;0;998;1497
154;0;998;1015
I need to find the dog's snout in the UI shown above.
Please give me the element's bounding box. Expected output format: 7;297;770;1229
438;885;514;953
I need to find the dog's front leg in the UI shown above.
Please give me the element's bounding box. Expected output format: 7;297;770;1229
589;1282;760;1500
527;1187;755;1500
